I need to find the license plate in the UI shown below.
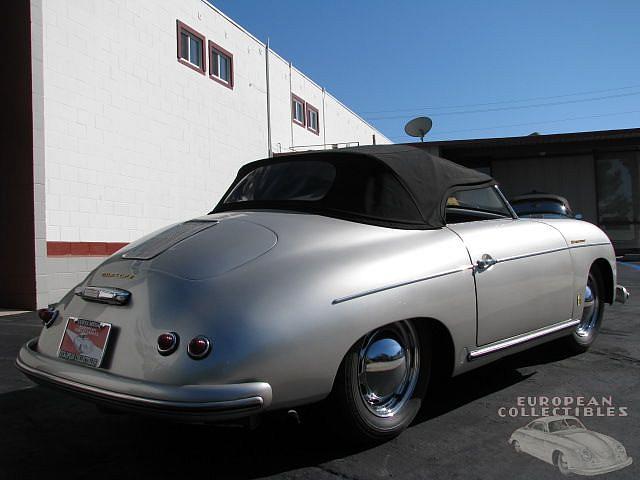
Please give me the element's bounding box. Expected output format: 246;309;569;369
57;317;112;368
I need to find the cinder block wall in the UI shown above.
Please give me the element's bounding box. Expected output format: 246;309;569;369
30;0;389;307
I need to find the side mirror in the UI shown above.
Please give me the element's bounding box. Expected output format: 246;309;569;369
575;213;584;220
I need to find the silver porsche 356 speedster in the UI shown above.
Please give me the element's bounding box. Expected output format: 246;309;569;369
17;145;628;442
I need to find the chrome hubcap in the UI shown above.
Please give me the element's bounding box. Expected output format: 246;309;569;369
577;277;599;337
357;321;420;418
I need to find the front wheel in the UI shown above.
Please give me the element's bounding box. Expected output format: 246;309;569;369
566;270;605;353
331;320;430;444
556;451;571;476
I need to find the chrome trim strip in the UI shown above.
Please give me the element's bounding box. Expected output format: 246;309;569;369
15;353;263;413
332;265;473;305
467;318;580;360
498;246;569;263
494;242;611;265
494;185;518;219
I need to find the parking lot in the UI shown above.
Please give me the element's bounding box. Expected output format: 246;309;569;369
1;265;638;479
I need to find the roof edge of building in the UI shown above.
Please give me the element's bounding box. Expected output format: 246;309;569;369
411;127;640;149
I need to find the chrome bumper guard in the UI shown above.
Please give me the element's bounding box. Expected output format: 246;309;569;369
15;338;271;421
616;285;630;304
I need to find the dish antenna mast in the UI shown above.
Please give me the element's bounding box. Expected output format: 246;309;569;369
404;116;433;142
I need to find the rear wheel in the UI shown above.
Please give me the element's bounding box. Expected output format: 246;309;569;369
566;270;605;353
331;320;430;444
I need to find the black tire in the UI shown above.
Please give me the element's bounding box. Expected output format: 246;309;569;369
330;320;430;444
555;451;571;476
565;269;605;353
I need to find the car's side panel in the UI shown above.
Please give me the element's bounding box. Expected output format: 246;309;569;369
451;218;617;375
519;429;554;464
448;218;575;345
529;218;617;314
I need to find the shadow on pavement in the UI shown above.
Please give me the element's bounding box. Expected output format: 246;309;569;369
0;341;572;480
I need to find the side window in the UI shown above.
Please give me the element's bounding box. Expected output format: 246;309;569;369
292;94;306;127
177;21;206;74
306;103;320;135
446;186;512;224
530;422;546;432
209;41;234;89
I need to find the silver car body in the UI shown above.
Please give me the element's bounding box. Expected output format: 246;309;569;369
16;147;622;421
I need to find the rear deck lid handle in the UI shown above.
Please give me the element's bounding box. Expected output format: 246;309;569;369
75;286;131;305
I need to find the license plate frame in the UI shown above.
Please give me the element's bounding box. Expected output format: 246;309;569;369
57;317;112;368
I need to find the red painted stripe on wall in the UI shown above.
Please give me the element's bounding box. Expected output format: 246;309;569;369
47;241;129;257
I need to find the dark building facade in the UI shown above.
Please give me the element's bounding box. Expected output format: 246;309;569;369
413;128;640;254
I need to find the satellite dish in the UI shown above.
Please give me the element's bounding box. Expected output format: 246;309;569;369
404;116;433;142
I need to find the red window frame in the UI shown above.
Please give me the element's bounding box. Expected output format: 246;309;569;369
291;94;306;127
209;40;234;89
305;103;320;135
177;20;206;75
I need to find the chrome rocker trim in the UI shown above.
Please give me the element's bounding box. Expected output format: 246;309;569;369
467;318;580;360
16;339;270;420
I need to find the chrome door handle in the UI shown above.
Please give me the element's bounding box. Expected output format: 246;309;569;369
475;254;497;272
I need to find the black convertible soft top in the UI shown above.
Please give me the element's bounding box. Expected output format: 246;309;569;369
213;144;496;229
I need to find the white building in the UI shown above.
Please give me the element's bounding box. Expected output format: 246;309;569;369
2;0;390;309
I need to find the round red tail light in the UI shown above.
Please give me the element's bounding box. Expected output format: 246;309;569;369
38;308;58;328
157;332;179;355
187;335;211;359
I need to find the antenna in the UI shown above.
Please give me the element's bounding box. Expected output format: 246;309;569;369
404;116;433;142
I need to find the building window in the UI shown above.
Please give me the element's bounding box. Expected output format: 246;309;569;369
306;103;319;135
292;94;306;127
177;21;205;74
209;41;234;89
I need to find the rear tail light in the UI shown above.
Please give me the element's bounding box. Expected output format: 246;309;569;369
157;332;179;355
38;308;58;328
187;335;211;359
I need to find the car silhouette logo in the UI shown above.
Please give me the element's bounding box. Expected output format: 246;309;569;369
509;415;632;475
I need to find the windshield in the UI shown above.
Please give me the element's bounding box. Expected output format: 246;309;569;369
512;199;572;218
446;186;511;217
548;418;585;432
221;158;424;225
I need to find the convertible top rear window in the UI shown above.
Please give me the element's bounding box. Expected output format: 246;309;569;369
225;161;336;203
221;157;424;225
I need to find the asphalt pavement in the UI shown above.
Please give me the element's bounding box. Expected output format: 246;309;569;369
1;265;638;479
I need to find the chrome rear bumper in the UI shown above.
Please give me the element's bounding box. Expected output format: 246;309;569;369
16;338;271;422
616;285;630;304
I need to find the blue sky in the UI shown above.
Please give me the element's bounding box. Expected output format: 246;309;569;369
210;0;640;142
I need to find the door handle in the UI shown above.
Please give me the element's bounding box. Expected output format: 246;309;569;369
475;254;497;272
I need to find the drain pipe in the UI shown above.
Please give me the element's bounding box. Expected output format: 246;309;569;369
322;87;327;149
265;38;273;157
